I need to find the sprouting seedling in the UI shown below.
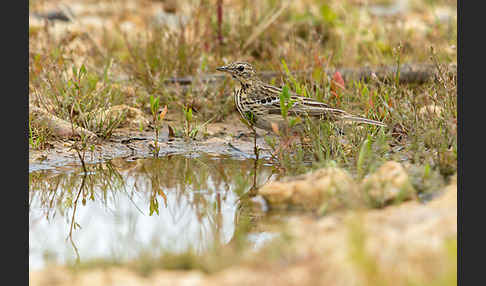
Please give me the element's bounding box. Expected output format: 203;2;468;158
150;95;166;156
279;84;301;129
29;120;39;149
423;163;431;181
183;106;195;138
150;95;160;118
184;106;193;122
279;84;294;120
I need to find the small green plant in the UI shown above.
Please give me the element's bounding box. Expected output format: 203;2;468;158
149;95;167;156
279;85;295;122
281;59;304;96
182;106;214;139
33;61;125;141
29;120;50;150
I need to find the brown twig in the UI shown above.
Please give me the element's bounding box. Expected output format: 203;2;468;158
66;171;86;264
163;63;456;86
242;1;290;50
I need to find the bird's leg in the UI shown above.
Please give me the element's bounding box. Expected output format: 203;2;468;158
246;126;259;197
249;148;259;197
252;126;259;161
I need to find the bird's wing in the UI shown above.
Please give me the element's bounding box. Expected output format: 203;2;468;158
251;84;348;119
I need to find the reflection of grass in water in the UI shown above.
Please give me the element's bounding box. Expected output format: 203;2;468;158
57;155;272;275
125;214;255;276
29;155;269;218
30;154;275;271
124;154;275;274
30;161;128;265
29;161;126;219
130;154;272;219
70;203;287;276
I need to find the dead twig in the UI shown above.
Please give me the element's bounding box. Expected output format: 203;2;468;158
163;63;456;87
242;1;290;50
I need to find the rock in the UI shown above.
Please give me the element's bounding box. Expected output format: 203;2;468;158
29;106;97;139
287;174;457;285
362;161;415;206
258;167;360;211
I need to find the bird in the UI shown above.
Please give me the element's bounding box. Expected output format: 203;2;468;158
216;61;386;135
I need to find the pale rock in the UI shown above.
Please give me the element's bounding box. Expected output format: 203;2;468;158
362;161;415;206
258;167;359;210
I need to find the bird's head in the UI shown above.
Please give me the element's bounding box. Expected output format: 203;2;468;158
216;61;257;86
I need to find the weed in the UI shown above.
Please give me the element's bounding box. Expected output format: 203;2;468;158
29;119;51;150
149;95;167;156
30;57;125;140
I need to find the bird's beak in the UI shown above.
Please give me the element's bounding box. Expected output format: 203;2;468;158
216;65;228;72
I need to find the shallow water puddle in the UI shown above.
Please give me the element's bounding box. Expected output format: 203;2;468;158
29;154;278;270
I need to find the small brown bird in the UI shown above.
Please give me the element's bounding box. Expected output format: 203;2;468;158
216;61;385;134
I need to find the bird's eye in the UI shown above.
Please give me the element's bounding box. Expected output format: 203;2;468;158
237;65;244;72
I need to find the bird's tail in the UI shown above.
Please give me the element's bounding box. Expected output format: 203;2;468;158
341;114;386;127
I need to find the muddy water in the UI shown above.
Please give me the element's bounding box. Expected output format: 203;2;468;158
29;154;279;270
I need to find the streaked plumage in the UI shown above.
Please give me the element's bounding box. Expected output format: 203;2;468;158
216;61;385;132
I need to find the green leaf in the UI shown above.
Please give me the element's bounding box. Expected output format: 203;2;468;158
312;67;323;82
149;197;159;216
280;86;288;118
189;128;198;138
281;59;300;93
361;84;369;97
281;59;291;76
424;163;430;179
185;107;193;122
289;116;302;128
320;4;337;25
79;64;87;77
244;111;256;125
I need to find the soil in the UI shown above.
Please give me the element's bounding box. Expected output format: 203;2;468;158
29;118;273;172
